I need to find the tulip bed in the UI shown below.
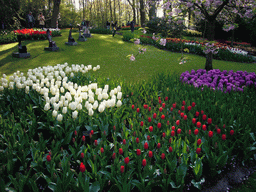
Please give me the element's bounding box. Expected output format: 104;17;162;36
1;63;256;191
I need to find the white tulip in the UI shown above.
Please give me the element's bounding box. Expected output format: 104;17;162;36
44;103;50;111
3;74;6;78
110;90;114;97
97;94;102;101
69;102;77;110
93;101;98;110
70;72;74;77
57;114;63;122
117;85;121;92
93;67;97;71
64;100;69;107
87;103;93;110
0;86;4;91
88;108;94;116
54;103;59;111
88;65;92;70
98;104;105;113
72;110;78;119
117;100;122;107
117;92;122;100
113;88;117;94
89;96;94;103
110;99;115;107
77;103;82;110
97;65;100;70
52;110;58;117
25;86;30;94
104;85;109;91
59;101;63;107
102;93;108;100
62;107;67;114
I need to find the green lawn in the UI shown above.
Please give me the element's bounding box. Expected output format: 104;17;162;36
1;29;256;82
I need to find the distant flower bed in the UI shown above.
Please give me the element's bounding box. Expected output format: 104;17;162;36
13;28;61;40
180;69;256;93
121;25;140;30
224;41;251;47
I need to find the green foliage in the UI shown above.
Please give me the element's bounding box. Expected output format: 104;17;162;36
90;28;112;34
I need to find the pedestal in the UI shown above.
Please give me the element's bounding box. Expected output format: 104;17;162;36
65;42;78;46
83;34;91;38
44;47;59;51
78;37;87;42
12;52;30;58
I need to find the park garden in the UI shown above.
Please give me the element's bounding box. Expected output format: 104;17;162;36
1;0;256;192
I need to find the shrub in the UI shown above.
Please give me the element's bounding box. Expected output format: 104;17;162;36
90;28;112;34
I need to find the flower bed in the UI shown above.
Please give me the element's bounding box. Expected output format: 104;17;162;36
1;66;256;191
180;69;256;93
121;25;140;30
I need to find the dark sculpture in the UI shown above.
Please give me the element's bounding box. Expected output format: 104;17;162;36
17;35;27;53
68;26;75;42
47;29;57;47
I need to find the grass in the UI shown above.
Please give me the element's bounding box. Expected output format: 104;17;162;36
1;29;256;83
1;29;256;191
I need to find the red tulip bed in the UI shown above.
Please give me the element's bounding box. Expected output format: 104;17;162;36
0;66;256;191
13;28;61;41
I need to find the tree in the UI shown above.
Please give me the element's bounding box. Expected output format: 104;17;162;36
51;0;61;28
163;0;256;71
140;0;146;26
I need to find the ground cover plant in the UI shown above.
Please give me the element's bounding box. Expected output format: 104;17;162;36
1;29;256;191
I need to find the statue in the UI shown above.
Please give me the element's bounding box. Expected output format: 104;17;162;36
65;25;77;45
44;29;59;51
12;35;30;58
78;30;87;42
83;21;91;38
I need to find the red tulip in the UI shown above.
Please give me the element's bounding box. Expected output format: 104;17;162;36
182;101;186;106
104;131;106;136
112;153;116;159
192;118;196;124
197;139;201;145
132;105;134;109
159;107;163;112
217;129;221;134
47;154;51;162
195;111;199;117
222;134;226;141
148;151;153;158
140;121;144;126
161;153;165;160
113;126;116;131
158;97;161;100
159;100;162;104
144;142;149;150
176;120;180;126
207;118;212;124
202;124;207;131
181;106;185;111
173;103;176;108
137;108;140;113
148;117;152;122
169;146;173;152
196;148;201;155
149;126;153;132
172;126;175;130
202;115;207;121
142;159;147;167
167;120;169;125
120;165;125;173
208;131;213;138
72;138;75;143
137;149;141;156
189;130;191;135
165;96;168;101
161;115;165;119
223;124;226;129
171;130;175;136
82;135;85;142
49;151;52;156
187;106;192;111
148;107;151;112
147;135;150;141
230;130;234;136
124;157;129;164
133;131;136;136
136;137;139;143
194;129;199;135
81;152;84;158
157;123;161;129
153;113;157;119
169;138;172;143
201;110;204;114
119;148;123;155
80;162;86;172
143;104;148;109
162;103;166;108
196;122;201;128
162;132;166;138
123;139;126;145
178;110;181;114
180;113;184;118
157;143;161;148
74;130;77;136
184;115;187;120
94;140;98;146
91;130;94;135
101;147;104;153
192;102;195;107
170;107;173;112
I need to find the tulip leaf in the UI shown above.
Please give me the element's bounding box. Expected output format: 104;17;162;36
170;180;181;189
217;152;228;170
191;178;205;189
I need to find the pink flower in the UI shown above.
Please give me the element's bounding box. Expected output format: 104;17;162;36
130;54;135;61
134;38;140;45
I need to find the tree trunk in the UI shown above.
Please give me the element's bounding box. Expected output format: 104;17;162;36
51;0;61;28
205;18;215;71
109;0;113;21
139;0;145;27
231;29;235;47
149;0;156;20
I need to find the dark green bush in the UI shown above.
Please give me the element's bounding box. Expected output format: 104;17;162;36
122;31;135;42
90;28;112;34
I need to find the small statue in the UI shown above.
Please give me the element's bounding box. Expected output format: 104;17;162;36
47;29;57;47
68;26;75;42
17;35;27;53
78;30;87;41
